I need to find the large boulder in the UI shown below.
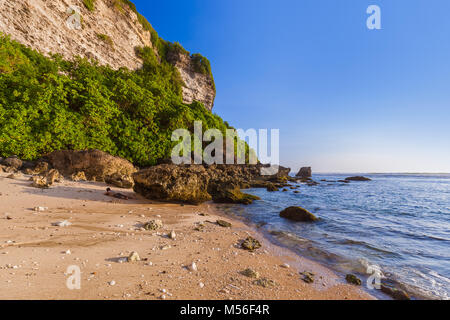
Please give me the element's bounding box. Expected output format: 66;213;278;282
280;206;318;222
296;167;312;179
133;164;212;204
46;150;137;188
2;156;23;170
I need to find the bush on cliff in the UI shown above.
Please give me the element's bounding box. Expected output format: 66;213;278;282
0;34;229;166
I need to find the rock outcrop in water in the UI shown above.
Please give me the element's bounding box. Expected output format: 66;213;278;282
296;167;312;179
345;176;372;182
280;206;318;222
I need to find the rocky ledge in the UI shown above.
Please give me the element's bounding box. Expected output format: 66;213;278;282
133;163;287;205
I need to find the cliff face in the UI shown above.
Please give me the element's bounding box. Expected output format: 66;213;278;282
0;0;215;110
167;51;216;111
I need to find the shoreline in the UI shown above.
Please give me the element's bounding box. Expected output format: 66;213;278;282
0;173;374;300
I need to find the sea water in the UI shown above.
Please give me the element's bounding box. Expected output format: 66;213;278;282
222;173;450;300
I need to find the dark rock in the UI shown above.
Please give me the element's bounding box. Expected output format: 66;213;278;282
133;163;290;205
105;173;134;189
144;220;163;231
241;237;262;251
253;278;276;288
241;268;260;279
133;165;211;205
266;184;279;192
296;167;312;179
209;184;260;205
21;160;37;171
216;220;232;228
301;271;315;283
345;176;372;182
3;156;22;170
280;206;318;222
249;180;270;189
345;274;362;286
381;282;410;300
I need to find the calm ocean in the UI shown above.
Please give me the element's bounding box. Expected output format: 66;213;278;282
221;173;450;300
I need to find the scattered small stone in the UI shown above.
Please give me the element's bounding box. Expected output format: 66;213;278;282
34;206;48;212
240;268;260;279
281;263;290;269
301;271;315;284
241;237;262;251
253;278;276;288
188;262;198;272
199;282;205;288
168;230;176;240
109;280;116;286
194;223;205;231
345;274;362;286
128;251;141;262
144;220;163;231
216;220;232;228
52;220;72;227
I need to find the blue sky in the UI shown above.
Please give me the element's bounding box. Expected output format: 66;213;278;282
133;0;450;173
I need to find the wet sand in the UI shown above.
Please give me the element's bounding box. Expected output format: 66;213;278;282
0;172;374;300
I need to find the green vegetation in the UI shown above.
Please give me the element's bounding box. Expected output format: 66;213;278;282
96;33;114;48
83;0;96;12
191;53;213;77
82;0;214;85
0;34;231;166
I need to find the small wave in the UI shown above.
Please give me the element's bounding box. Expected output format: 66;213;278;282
331;239;398;256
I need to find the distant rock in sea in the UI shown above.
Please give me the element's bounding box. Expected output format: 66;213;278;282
296;167;312;179
345;176;372;182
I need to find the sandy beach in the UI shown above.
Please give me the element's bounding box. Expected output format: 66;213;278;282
0;172;373;300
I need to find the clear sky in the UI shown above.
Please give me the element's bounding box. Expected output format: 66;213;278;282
133;0;450;173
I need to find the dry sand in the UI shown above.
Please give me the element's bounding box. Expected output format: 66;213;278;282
0;172;374;300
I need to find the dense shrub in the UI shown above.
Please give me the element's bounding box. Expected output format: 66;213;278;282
0;34;232;166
